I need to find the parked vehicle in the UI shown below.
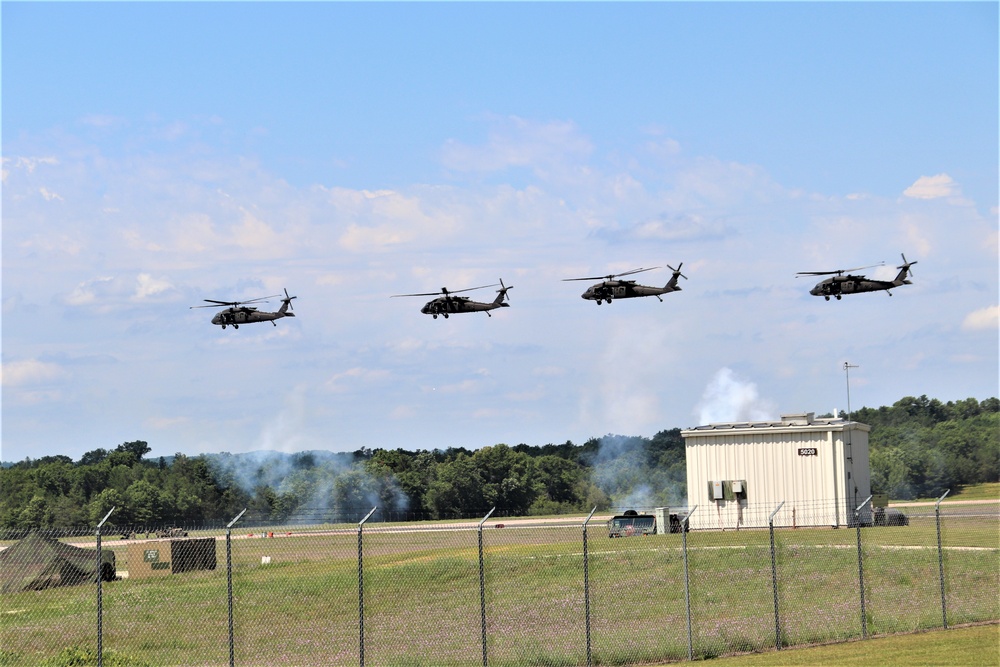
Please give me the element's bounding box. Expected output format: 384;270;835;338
607;510;656;538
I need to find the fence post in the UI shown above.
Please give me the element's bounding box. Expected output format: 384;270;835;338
768;501;785;651
935;490;950;629
225;508;247;667
683;505;698;661
357;506;377;667
95;507;115;667
582;506;597;667
854;495;872;640
478;507;496;667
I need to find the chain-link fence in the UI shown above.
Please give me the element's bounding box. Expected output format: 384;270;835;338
1;497;997;666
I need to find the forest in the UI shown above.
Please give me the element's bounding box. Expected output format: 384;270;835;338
1;395;996;531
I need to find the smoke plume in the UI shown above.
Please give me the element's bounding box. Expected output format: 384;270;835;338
696;367;776;424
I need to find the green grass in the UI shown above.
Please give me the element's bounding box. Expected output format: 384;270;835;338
944;482;1000;502
903;482;1000;503
1;519;996;666
687;623;999;666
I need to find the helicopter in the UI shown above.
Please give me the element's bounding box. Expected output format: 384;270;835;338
392;280;512;319
797;254;917;300
563;264;687;304
191;288;297;329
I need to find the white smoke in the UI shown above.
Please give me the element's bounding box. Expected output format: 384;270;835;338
696;367;776;424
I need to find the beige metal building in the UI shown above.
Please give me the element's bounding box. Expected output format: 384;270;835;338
681;412;871;529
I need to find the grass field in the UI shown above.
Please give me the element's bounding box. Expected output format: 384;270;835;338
908;482;1000;503
689;623;999;667
1;506;996;666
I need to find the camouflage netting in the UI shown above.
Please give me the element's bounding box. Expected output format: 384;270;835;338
0;532;115;593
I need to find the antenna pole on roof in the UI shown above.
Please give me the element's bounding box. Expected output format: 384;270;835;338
843;362;859;423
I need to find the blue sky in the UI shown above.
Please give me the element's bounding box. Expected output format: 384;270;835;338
3;2;997;463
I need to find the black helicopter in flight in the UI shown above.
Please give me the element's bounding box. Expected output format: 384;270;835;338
563;264;687;304
797;254;917;300
392;280;513;319
191;288;297;329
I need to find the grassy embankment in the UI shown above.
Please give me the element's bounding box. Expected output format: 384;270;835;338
689;623;999;667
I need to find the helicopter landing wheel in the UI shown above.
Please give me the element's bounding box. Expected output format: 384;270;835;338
443;313;449;319
432;314;438;319
835;295;842;300
824;296;830;301
233;324;239;329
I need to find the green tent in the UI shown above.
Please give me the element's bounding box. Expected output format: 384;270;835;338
0;533;116;593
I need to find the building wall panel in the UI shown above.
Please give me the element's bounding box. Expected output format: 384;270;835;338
682;416;870;529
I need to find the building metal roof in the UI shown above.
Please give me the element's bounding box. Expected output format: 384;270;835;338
682;412;870;435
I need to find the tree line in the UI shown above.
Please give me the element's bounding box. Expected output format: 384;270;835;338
1;395;995;531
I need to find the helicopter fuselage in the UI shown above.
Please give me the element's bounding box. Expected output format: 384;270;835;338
582;280;681;304
212;306;295;329
421;296;509;319
809;275;912;300
802;253;916;301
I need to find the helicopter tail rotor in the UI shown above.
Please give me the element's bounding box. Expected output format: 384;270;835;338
667;263;688;280
664;263;687;290
897;253;917;275
893;253;917;284
493;278;513;305
278;288;297;316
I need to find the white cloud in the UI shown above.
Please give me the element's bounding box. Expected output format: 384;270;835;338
962;305;999;332
133;274;175;300
333;188;460;253
390;405;417;420
2;359;66;387
62;276;115;307
325;367;390;392
903;174;957;199
441;116;592;174
232;209;279;250
145;415;190;429
8;156;60;173
39;187;63;201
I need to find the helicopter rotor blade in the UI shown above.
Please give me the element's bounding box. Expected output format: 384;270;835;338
191;303;233;309
391;284;498;299
796;262;884;278
563;267;658;282
190;294;279;309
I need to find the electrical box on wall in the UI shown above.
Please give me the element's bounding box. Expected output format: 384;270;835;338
707;479;748;501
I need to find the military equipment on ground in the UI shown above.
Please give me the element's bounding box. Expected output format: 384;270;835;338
156;527;189;539
607;510;656;538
